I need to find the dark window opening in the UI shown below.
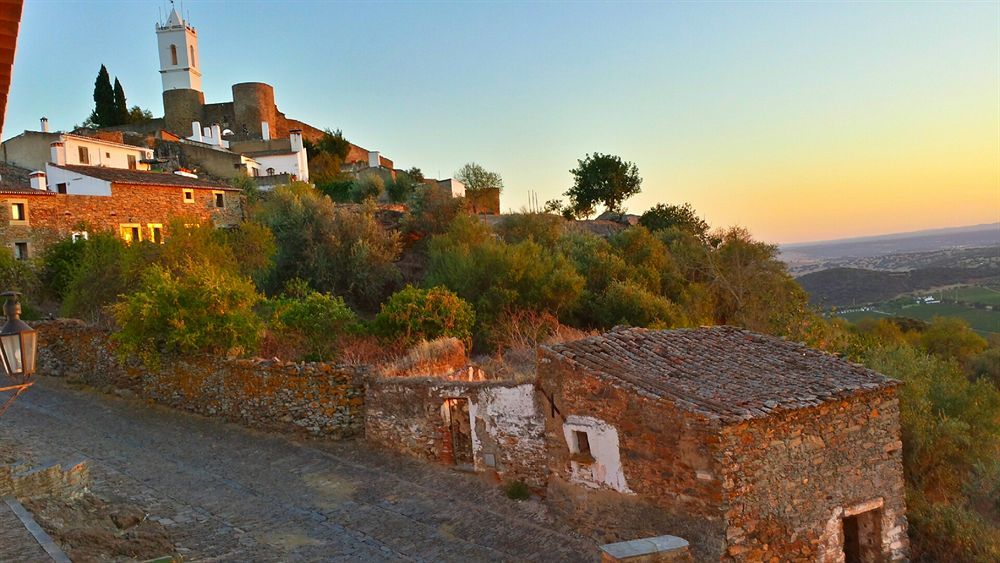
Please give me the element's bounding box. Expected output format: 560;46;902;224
183;190;194;202
170;44;178;65
214;193;225;208
574;431;591;456
78;146;89;164
843;508;883;563
150;226;163;244
56;183;67;194
13;242;27;261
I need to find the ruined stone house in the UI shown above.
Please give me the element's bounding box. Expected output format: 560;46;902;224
537;326;907;562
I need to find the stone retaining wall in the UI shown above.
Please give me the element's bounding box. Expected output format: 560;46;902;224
0;460;89;500
35;319;365;439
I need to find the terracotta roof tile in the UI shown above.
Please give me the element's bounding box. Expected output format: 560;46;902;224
51;164;238;190
543;326;898;423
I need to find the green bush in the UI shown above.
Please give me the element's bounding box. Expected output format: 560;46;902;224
61;233;150;324
593;280;684;329
273;291;357;361
385;175;416;203
112;263;263;365
496;213;564;247
255;183;401;309
639;202;710;240
402;185;467;237
374;286;475;347
919;316;988;364
38;237;87;300
503;480;531;501
350;175;384;202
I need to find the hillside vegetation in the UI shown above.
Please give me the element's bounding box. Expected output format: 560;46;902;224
798;266;1000;307
3;179;996;561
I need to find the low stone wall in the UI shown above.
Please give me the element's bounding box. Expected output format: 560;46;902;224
365;377;547;487
35;320;365;439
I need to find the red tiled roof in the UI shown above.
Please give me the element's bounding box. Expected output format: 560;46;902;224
51;164;238;191
542;326;899;423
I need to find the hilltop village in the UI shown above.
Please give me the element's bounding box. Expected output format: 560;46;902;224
1;7;997;563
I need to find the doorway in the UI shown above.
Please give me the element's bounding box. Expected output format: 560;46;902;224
842;507;883;563
443;398;473;467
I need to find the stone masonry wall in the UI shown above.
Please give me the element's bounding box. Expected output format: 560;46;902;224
365;377;547;487
720;387;908;562
35;320;365;439
0;182;242;257
537;351;727;559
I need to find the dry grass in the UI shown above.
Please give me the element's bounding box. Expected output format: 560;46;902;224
379;337;468;378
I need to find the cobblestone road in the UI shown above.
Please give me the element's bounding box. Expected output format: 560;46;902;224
1;377;595;562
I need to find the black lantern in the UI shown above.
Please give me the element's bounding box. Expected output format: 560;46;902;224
0;292;37;379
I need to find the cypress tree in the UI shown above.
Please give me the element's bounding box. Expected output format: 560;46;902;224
92;65;116;127
113;78;129;125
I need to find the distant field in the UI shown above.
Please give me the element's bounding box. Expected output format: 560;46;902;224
943;285;1000;306
836;298;999;335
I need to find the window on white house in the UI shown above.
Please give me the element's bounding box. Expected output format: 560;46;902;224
56;183;67;194
78;146;90;164
71;231;88;242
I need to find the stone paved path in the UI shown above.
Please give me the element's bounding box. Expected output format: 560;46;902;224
1;377;595;562
0;501;51;561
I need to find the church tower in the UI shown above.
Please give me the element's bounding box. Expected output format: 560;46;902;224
155;6;201;92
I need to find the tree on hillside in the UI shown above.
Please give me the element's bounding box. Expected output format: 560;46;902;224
405;167;425;183
91;65;117;127
113;78;130;126
455;162;503;193
639;203;710;241
564;153;642;217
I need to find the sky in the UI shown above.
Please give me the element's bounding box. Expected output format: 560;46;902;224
4;1;998;244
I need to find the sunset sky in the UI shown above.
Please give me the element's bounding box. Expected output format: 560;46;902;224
4;1;998;244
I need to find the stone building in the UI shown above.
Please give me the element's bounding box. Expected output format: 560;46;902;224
537;326;907;562
0;163;240;259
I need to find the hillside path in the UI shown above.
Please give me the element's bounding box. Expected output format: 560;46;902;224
1;377;594;562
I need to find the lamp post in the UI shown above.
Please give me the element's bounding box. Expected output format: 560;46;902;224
0;292;37;417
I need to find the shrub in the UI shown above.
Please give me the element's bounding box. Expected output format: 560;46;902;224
385;175;416;203
255;183;401;309
402;185;467;238
639;202;710;240
61;233;149;325
112;263;263;365
425;217;585;329
593;280;684;329
503;480;531;501
919;317;988;364
273;291;357;361
39;238;86;300
374;286;475;347
350;175;384;202
496;213;564;247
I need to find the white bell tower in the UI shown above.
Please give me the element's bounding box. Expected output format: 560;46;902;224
155;5;202;92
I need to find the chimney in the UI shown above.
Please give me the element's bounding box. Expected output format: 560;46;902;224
40;117;49;133
50;141;66;166
261;121;270;141
368;151;380;168
191;121;203;142
29;171;46;190
290;129;303;153
211;124;222;146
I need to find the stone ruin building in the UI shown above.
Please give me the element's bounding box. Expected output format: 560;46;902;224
537;326;908;562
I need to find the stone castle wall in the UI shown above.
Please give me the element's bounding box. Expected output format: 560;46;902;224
365;377;547;487
721;388;908;561
0;182;242;257
35;320;366;439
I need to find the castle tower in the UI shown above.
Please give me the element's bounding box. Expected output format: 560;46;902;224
157;5;205;135
156;6;201;92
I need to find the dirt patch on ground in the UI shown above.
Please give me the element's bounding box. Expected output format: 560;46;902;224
22;493;176;562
